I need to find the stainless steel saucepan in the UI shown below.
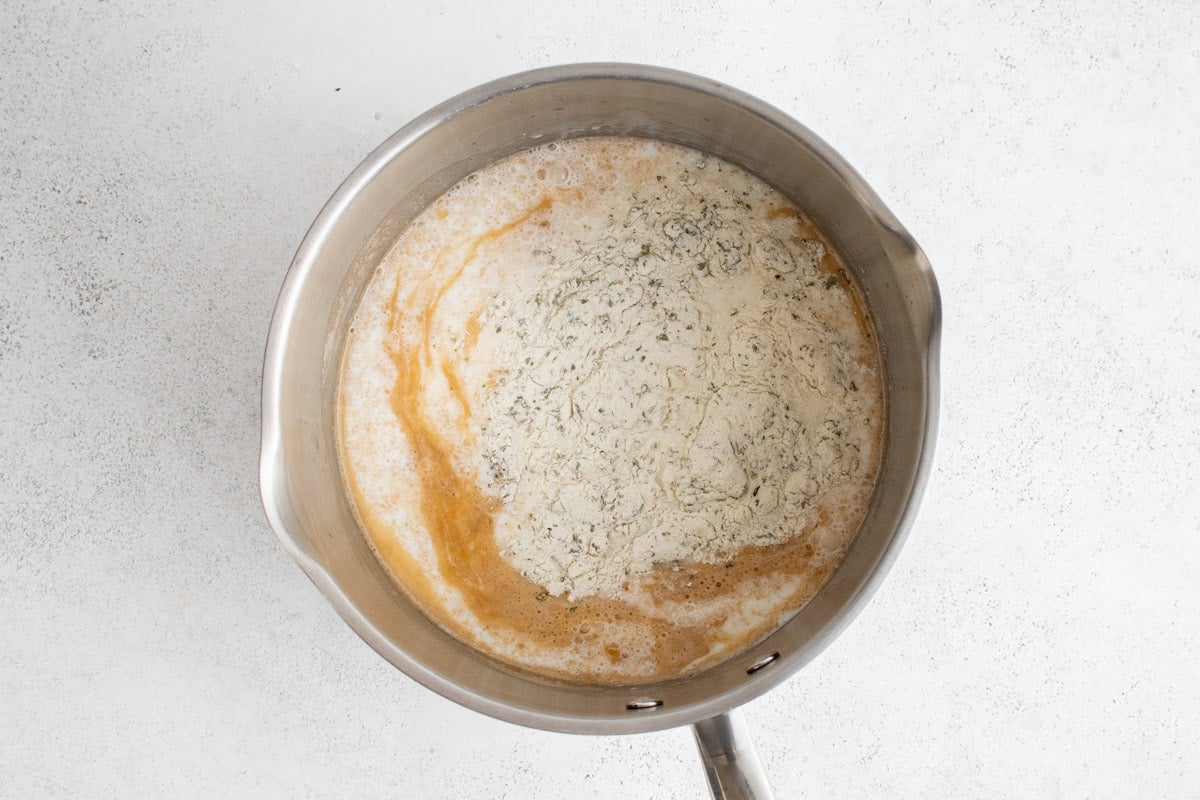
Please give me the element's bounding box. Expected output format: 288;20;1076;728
260;63;940;799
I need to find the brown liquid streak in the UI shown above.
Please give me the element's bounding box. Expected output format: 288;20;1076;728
463;308;484;353
376;195;716;682
440;357;472;420
338;420;441;609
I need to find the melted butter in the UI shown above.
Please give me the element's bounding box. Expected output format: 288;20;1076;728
340;139;884;685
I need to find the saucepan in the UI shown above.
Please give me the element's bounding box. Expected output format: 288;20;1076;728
260;63;940;799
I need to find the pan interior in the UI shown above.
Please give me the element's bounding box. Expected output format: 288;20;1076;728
262;65;937;735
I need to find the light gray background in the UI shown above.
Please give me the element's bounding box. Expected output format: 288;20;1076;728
3;1;1198;798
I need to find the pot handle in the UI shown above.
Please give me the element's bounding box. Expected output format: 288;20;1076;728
691;710;775;800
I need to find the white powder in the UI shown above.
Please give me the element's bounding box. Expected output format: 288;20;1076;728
471;142;881;599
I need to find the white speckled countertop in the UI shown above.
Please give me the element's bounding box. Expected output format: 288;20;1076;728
3;2;1198;797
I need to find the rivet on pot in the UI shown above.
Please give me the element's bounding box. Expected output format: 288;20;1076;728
626;699;664;711
746;652;780;675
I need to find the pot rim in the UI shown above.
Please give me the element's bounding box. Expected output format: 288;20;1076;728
260;62;941;734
